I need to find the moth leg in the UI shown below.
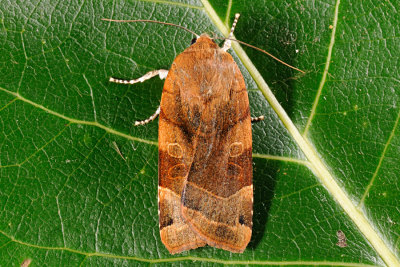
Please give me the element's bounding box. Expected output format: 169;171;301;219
222;13;240;52
109;69;167;126
251;115;264;122
135;106;160;126
109;69;169;84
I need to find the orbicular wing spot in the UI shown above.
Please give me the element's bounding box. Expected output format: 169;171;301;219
229;142;244;157
168;164;188;179
168;143;184;158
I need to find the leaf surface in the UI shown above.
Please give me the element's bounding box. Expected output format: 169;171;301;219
0;0;399;266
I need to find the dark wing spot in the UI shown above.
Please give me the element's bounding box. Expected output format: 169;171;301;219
166;217;173;226
239;215;245;225
182;193;201;212
215;225;235;240
160;215;174;229
191;37;197;45
227;163;243;179
168;164;187;179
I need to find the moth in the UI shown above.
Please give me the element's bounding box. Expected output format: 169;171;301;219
105;14;267;254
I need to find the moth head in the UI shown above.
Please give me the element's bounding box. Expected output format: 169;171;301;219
191;33;218;46
189;34;220;50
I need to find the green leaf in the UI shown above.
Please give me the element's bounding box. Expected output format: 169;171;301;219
0;0;399;266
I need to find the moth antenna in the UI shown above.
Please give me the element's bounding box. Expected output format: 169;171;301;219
229;14;241;38
219;36;305;73
101;18;200;38
222;13;240;51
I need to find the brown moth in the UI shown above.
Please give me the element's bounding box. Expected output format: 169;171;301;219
158;32;253;253
106;14;262;254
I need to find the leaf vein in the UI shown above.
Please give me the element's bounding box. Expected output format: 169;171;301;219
359;105;400;206
136;0;203;10
0;230;381;267
252;153;310;167
56;196;66;247
83;74;97;122
303;0;340;136
0;87;158;146
0;122;71;169
224;0;233;26
275;184;320;200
